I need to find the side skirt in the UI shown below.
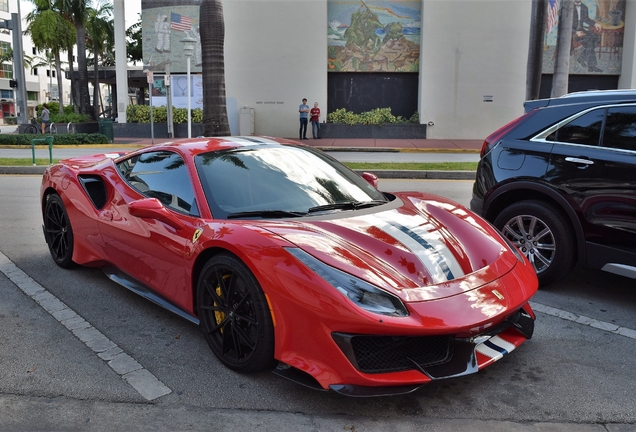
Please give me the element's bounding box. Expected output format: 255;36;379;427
102;266;199;325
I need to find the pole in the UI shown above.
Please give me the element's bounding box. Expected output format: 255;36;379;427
149;82;154;145
166;63;174;138
114;0;128;123
11;13;28;125
187;56;191;138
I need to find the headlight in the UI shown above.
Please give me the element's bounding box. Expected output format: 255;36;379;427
286;248;409;317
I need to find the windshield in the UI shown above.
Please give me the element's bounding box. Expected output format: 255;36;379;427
194;144;386;219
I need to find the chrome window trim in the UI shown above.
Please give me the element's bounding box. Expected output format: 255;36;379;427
529;103;636;154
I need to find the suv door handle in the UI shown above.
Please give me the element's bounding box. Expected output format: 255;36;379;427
565;157;594;165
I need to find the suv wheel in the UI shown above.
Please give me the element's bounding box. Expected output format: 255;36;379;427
493;200;575;286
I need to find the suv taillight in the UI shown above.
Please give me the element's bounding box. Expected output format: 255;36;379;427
480;109;538;158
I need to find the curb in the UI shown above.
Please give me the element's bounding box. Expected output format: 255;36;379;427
0;166;476;180
355;169;476;180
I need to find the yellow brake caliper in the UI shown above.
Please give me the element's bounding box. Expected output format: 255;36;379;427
214;274;231;332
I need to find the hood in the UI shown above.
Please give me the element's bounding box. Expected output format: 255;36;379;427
260;193;519;302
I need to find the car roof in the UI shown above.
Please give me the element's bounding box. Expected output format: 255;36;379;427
524;89;636;112
144;136;299;156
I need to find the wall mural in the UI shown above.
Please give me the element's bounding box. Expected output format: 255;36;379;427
327;0;421;72
142;3;201;74
543;0;626;75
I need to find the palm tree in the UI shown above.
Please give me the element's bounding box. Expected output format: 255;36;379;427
61;0;92;118
25;0;76;115
199;0;230;136
86;1;114;117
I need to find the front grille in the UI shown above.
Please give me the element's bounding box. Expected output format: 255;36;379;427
333;333;454;374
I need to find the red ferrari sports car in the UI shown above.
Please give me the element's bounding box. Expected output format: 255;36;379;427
41;136;538;396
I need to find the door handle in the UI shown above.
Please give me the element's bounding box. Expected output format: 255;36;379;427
565;157;594;165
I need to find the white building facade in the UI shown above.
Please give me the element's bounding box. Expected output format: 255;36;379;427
136;0;636;140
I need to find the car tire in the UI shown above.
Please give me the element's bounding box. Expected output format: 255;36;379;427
493;200;575;286
43;194;75;268
197;253;275;372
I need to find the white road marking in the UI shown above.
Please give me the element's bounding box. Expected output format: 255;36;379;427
530;301;636;340
0;251;172;401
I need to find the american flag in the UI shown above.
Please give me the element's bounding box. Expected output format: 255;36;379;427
171;12;192;32
547;0;560;33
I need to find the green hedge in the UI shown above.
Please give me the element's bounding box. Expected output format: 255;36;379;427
0;133;109;145
34;102;93;124
327;108;419;125
126;105;203;124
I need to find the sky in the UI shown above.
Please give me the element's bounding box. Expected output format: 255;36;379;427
19;0;143;29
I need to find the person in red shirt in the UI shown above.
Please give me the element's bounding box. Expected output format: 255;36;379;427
310;102;321;139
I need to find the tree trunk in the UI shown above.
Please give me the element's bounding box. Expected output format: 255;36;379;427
93;42;100;118
54;51;64;114
526;0;547;100
75;22;93;118
200;0;230;136
67;50;80;113
551;0;574;98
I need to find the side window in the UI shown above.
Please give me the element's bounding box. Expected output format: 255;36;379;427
602;106;636;152
116;151;199;216
550;108;605;146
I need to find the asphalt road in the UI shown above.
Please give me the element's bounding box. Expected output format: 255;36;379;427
1;176;635;431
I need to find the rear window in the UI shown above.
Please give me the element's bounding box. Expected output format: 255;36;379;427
547;108;605;146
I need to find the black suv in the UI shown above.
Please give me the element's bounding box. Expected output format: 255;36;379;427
471;90;636;286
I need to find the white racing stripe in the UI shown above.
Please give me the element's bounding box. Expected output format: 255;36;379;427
0;251;172;401
371;214;464;284
476;335;517;361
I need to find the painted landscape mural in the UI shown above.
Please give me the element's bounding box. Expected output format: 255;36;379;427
328;0;421;72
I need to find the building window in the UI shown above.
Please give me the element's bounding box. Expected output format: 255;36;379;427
27;91;39;101
0;41;10;56
52;70;56;78
1;89;12;98
46;69;50;77
32;68;38;76
0;63;13;79
0;0;8;13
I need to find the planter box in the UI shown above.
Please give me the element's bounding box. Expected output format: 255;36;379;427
321;123;427;139
113;122;204;139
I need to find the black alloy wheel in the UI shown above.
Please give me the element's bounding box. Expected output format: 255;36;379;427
493;200;576;286
197;254;275;372
44;194;75;268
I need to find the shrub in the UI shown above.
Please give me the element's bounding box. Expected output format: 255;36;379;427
327;108;419;125
0;133;109;145
126;105;203;124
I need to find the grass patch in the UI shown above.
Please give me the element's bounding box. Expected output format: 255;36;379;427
343;161;478;171
0;158;62;166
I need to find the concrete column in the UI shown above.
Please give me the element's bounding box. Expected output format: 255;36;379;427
618;0;636;88
114;0;128;123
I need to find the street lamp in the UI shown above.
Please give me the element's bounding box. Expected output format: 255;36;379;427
181;36;197;138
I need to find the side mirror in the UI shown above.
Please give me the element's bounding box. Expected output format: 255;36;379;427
128;198;185;230
361;171;379;188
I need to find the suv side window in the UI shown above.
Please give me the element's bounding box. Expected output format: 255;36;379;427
117;151;199;216
602;106;636;152
549;108;605;146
